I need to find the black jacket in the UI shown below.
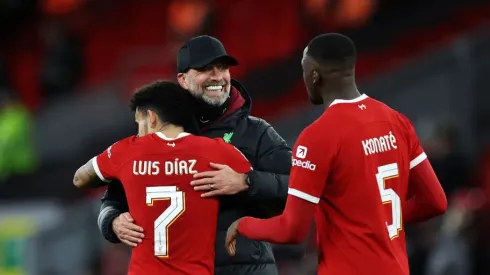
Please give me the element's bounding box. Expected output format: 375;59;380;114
98;80;292;275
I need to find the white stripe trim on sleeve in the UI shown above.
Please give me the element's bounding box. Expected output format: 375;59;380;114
92;156;111;183
410;152;427;169
288;188;320;204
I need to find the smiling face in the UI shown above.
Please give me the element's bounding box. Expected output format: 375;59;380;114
177;61;232;106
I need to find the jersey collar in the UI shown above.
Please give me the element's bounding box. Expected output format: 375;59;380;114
329;94;368;107
155;132;191;141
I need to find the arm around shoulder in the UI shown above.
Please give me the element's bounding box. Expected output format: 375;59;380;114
99;181;129;243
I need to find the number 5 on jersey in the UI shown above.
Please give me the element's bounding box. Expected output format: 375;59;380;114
376;163;402;240
146;186;185;257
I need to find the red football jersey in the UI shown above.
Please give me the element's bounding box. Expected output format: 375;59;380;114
288;94;426;275
92;132;252;275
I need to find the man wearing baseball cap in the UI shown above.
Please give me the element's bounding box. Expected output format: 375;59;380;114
98;35;291;275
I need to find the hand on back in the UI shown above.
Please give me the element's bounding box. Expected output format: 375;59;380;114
112;212;145;247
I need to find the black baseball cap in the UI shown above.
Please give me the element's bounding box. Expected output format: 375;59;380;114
177;35;238;73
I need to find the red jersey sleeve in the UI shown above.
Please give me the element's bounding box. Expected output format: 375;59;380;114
218;140;253;174
288;123;336;204
92;137;133;182
237;122;336;243
399;113;427;169
397;114;447;222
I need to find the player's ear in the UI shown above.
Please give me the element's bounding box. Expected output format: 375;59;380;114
177;73;189;90
312;70;320;85
147;110;158;127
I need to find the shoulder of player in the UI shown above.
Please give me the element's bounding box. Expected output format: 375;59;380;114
189;134;218;144
111;134;168;155
392;110;412;125
321;101;359;120
300;108;361;148
366;97;408;123
208;137;243;154
396;113;419;143
98;135;137;165
210;136;234;149
298;118;339;145
309;110;343;133
110;135;138;150
192;137;241;162
384;108;416;134
184;135;231;151
368;102;418;144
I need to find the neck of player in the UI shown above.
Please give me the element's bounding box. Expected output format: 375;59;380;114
156;124;186;138
322;78;361;109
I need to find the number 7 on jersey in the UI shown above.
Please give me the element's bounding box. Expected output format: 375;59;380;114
146;186;185;257
376;163;402;240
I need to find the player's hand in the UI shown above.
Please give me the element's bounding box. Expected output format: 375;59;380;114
112;212;145;247
225;218;242;257
191;163;248;198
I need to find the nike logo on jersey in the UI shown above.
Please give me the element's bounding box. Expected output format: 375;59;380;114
167;142;175;147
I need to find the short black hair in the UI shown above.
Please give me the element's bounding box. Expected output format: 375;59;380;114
130;80;196;128
307;33;356;67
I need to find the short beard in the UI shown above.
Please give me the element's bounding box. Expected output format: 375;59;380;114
189;84;231;106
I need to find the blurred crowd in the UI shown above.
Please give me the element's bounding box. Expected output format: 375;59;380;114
0;0;490;274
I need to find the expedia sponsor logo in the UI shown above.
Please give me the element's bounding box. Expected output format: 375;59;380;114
292;158;316;171
296;145;307;159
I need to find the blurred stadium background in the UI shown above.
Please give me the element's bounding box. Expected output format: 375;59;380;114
0;0;489;274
